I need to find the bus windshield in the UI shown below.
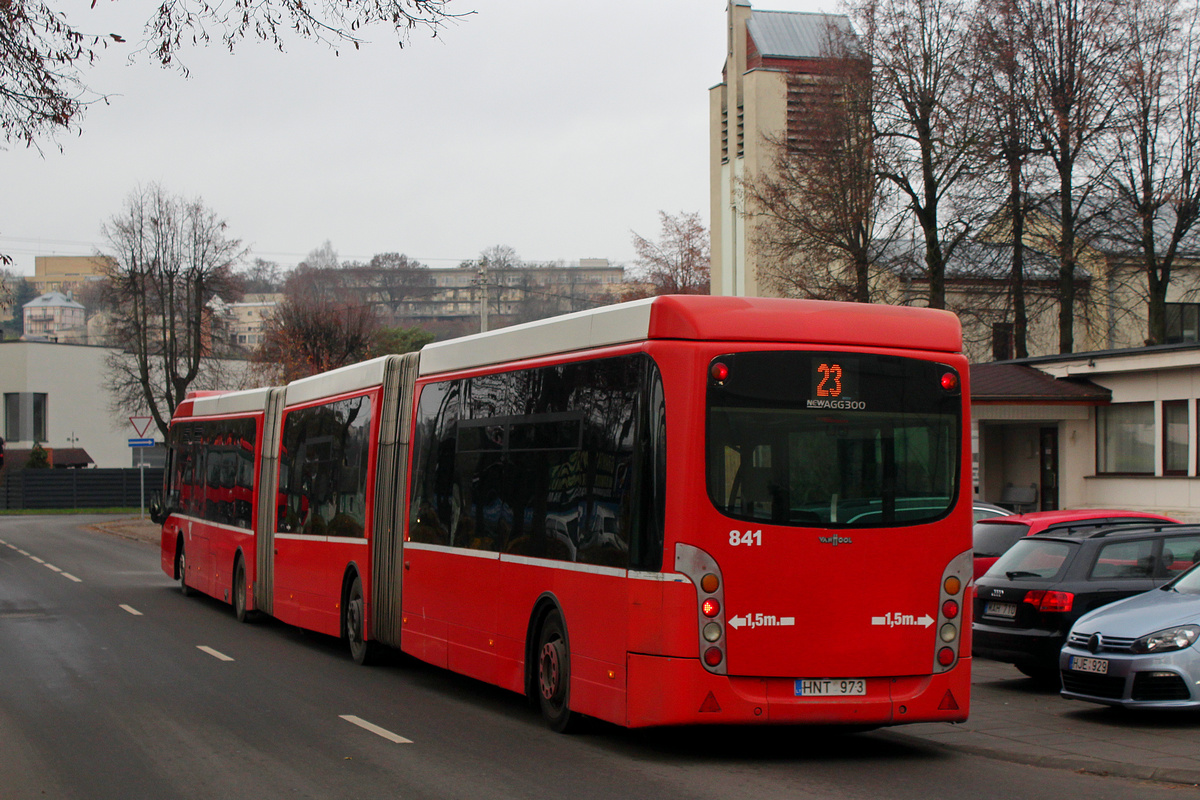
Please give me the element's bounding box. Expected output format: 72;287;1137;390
707;351;961;528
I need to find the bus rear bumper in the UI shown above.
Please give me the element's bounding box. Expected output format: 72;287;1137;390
624;652;971;728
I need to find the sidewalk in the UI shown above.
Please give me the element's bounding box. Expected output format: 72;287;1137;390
895;658;1200;786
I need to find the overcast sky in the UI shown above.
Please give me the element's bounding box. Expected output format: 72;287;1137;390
2;0;835;277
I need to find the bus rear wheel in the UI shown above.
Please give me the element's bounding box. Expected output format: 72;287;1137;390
345;576;376;665
536;611;578;732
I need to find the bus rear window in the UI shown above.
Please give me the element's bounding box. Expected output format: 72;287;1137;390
706;351;961;528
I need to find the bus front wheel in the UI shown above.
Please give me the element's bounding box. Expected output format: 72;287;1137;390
176;541;192;597
536;611;578;732
233;557;250;623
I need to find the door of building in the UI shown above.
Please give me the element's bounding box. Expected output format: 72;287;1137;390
1039;427;1059;511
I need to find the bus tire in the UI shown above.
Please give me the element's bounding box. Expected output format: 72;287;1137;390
233;557;251;623
536;610;578;732
345;575;376;665
176;540;192;597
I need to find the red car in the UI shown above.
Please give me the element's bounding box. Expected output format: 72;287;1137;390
972;509;1179;578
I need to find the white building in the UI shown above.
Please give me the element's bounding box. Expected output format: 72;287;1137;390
0;341;253;468
974;344;1200;521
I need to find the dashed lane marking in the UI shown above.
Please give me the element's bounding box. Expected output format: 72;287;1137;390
339;715;413;744
197;646;234;662
120;605;144;616
29;556;44;564
61;573;82;583
44;563;62;572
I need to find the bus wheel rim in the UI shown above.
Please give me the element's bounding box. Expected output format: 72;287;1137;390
539;641;563;701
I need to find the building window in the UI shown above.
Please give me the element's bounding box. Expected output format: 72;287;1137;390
992;322;1014;361
1165;303;1200;344
1165;400;1189;475
1096;402;1154;474
4;392;48;443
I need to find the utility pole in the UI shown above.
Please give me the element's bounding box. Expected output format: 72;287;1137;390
476;260;490;333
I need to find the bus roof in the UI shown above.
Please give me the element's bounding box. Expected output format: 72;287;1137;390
188;387;273;418
285;355;391;406
417;295;962;377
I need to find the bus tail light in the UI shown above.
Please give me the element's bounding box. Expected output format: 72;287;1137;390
676;543;727;676
934;549;972;673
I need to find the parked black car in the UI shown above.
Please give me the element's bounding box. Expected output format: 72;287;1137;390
972;523;1200;681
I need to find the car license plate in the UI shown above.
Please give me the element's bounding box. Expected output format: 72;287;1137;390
985;601;1017;619
795;679;866;697
1068;656;1109;675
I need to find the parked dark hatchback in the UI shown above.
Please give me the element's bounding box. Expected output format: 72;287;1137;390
973;523;1199;680
972;509;1179;578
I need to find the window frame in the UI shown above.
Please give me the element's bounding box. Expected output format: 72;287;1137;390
1095;402;1155;475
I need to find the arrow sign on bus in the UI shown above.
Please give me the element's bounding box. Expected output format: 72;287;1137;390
129;416;153;437
728;613;796;630
870;613;935;628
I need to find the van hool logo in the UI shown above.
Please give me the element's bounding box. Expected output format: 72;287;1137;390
819;535;853;546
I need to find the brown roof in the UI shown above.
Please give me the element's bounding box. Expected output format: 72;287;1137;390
2;447;95;470
970;363;1111;404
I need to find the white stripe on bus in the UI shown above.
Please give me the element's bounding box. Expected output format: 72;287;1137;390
402;541;686;582
274;533;370;545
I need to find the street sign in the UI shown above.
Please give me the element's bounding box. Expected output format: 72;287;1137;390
128;438;155;447
129;416;153;437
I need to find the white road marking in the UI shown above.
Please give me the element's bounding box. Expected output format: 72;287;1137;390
339;715;413;744
29;555;43;563
61;573;82;583
120;604;144;616
17;549;29;556
44;563;62;572
197;646;234;662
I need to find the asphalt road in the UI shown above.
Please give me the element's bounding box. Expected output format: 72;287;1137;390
0;515;1191;800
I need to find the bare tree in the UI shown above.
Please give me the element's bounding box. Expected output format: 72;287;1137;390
100;184;245;438
3;1;458;264
1103;0;1200;344
354;252;434;324
238;258;284;294
630;211;711;295
253;294;380;382
0;1;115;149
850;0;979;309
1018;0;1124;353
745;29;891;303
2;0;454;147
970;0;1048;357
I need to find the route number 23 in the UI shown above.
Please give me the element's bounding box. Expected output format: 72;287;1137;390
816;363;843;397
729;530;763;546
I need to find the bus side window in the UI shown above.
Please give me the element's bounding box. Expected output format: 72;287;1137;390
630;359;665;573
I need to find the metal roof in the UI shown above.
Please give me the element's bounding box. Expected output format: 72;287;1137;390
970;363;1110;403
23;291;84;310
746;10;855;59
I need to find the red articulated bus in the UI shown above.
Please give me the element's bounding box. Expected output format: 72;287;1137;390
157;295;973;730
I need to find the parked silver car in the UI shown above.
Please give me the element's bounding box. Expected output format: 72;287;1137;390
1060;558;1200;709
